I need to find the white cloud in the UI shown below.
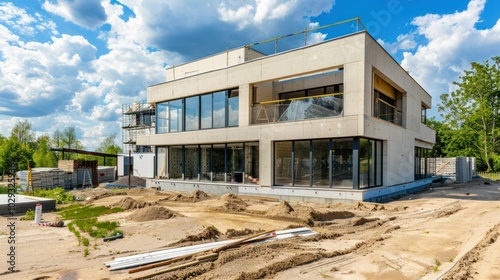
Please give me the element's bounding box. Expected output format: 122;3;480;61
378;33;417;54
397;0;500;114
0;2;37;35
43;0;107;29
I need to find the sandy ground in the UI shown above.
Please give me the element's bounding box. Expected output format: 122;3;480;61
0;178;499;280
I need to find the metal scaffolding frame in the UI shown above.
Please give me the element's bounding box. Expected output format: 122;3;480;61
122;100;155;153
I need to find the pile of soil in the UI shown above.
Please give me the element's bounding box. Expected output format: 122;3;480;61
114;197;150;210
219;193;248;211
225;228;264;238
265;201;355;225
111;176;146;187
178;227;221;242
127;206;182;222
170;190;211;202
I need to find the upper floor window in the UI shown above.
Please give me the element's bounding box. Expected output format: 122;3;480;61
373;73;403;126
156;88;238;134
421;103;427;124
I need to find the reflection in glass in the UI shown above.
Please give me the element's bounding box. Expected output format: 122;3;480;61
331;138;353;187
201;94;212;129
213;91;226;128
228;89;239;127
274;142;292;186
294;141;310;187
312;140;329;187
169;99;183;132
185;96;199;131
156;102;169;134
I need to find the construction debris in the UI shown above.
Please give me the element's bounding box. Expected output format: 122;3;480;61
105;227;316;272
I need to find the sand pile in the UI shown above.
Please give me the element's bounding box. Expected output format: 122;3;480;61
127;206;182;222
170;190;211;202
114;197;150;210
265;201;355;225
178;227;221;243
219;193;248;211
266;200;295;216
111;176;146;187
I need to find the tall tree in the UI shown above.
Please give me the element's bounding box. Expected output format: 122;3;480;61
33;135;57;167
438;57;500;171
60;126;83;159
52;129;63;148
11;120;35;146
0;136;34;172
96;133;122;166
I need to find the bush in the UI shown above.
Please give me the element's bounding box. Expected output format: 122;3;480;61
20;209;35;221
33;188;74;204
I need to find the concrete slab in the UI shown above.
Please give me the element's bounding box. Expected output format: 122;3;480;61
0;195;56;216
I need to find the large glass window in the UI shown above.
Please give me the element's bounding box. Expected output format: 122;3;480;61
169;99;183;132
244;142;259;184
273;138;381;189
200;145;212;181
156;102;169;134
156;147;167;178
275;142;292;186
169;146;183;179
294;141;310;187
184;145;199;180
212;144;226;181
332;138;353;187
185;96;199;131
312;140;329;187
358;138;382;189
213;91;226;128
227;143;244;182
201;94;213;129
228;89;239;127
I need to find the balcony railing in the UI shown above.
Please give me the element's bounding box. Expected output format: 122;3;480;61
375;99;402;126
252;93;343;124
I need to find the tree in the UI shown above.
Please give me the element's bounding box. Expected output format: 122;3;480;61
0;136;34;172
11;120;35;146
96;133;122;166
52;129;63;148
60;127;83;159
33;135;57;167
438;57;500;171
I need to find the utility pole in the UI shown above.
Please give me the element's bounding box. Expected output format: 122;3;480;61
128;149;131;190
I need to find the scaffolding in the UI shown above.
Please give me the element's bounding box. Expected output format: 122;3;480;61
122;100;155;153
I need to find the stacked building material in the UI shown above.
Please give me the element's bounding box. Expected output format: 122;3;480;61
17;168;79;190
97;166;116;183
58;160;98;187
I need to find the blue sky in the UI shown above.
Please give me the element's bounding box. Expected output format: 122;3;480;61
1;0;499;150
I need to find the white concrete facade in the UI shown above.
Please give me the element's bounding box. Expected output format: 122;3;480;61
138;31;435;199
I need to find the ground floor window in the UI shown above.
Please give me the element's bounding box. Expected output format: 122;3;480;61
415;147;435;180
274;137;382;189
154;142;259;184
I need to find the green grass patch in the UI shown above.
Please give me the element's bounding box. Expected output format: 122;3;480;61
59;204;123;220
20;209;35;221
69;219;122;238
30;187;75;204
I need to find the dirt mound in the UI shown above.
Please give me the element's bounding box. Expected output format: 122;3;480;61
114;197;150;210
127;206;182;222
111;176;147;187
225;228;264;238
266;201;294;216
193;190;211;200
170;190;212;202
219;193;248;211
178;227;221;243
352;217;380;226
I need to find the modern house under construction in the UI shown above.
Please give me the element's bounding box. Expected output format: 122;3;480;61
137;19;436;203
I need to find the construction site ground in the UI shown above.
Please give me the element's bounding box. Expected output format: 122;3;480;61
0;178;499;280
